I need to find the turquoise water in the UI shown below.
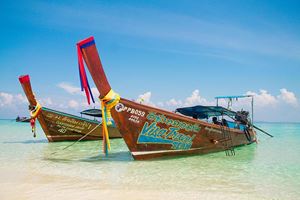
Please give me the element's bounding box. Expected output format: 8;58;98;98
0;120;299;199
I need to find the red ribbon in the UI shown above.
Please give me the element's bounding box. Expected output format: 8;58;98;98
77;43;95;105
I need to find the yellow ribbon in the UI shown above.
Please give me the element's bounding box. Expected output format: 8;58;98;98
29;101;42;137
100;89;120;152
30;102;42;118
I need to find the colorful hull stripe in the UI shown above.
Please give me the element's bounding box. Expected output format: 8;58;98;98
131;147;206;156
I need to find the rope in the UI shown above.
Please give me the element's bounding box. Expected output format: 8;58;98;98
30;102;42;118
50;122;102;155
50;89;120;156
29;101;42;137
100;89;120;155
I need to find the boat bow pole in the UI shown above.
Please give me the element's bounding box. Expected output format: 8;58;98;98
18;75;42;137
77;36;120;155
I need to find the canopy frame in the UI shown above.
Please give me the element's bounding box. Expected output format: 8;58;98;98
215;95;254;126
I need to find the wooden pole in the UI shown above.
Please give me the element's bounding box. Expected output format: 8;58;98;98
77;37;111;98
18;75;37;106
18;75;52;141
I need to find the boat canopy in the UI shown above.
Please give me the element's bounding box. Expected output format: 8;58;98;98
175;105;236;119
80;109;102;117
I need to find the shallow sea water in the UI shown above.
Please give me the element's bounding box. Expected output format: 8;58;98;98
0;120;299;200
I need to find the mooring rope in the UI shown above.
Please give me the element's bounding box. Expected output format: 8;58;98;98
50;122;102;155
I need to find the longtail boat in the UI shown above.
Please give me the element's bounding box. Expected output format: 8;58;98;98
77;36;258;160
18;75;121;142
16;116;30;122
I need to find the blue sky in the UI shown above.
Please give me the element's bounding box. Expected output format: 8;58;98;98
0;0;300;122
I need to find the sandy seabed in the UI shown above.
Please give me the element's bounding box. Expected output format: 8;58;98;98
1;167;272;200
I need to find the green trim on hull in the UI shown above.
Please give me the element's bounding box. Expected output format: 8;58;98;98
42;107;100;124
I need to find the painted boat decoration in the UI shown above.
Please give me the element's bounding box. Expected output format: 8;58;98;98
77;36;258;160
18;75;121;142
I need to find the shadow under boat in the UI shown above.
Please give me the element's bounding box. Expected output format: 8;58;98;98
41;141;256;163
44;151;133;163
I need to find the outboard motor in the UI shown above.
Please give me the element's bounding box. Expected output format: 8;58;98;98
235;110;252;141
235;110;249;125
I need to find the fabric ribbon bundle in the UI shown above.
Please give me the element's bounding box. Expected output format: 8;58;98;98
77;40;95;105
100;90;120;155
29;102;42;137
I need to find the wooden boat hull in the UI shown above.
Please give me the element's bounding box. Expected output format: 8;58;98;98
78;36;257;160
111;98;256;160
39;107;121;142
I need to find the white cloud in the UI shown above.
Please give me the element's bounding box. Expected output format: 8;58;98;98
0;90;100;118
184;90;201;106
39;97;53;107
1;87;299;121
91;87;100;98
166;98;182;107
57;82;99;100
15;94;27;104
157;102;164;107
246;90;278;107
136;88;299;113
0;92;28;107
0;92;54;108
136;91;156;106
137;89;215;110
68;99;79;109
183;89;213;106
278;88;298;107
0;92;14;106
57;82;81;95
